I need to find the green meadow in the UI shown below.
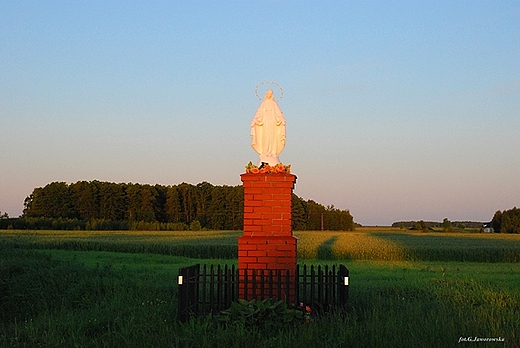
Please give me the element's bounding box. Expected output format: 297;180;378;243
1;229;519;347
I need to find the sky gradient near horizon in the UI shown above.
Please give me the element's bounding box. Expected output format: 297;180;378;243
1;1;519;226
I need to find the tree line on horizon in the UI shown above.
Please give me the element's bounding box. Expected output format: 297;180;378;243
392;207;520;233
392;220;484;230
1;180;355;231
491;207;520;234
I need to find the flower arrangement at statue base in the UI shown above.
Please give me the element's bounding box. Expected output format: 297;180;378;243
245;161;291;174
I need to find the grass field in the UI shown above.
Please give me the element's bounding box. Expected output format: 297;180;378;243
1;229;520;347
2;227;520;262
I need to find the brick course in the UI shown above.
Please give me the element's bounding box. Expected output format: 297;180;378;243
238;173;298;302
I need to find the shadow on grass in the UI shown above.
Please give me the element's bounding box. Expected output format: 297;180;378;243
317;236;340;260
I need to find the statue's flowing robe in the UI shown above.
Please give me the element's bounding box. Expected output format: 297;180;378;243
250;98;286;164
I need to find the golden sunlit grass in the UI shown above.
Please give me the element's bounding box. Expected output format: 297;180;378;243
2;228;520;262
295;228;520;262
294;231;406;260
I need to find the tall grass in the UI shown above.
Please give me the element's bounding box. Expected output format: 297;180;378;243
0;230;240;259
296;230;520;262
2;229;520;262
1;246;519;347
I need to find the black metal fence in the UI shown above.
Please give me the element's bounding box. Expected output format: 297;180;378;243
177;264;349;322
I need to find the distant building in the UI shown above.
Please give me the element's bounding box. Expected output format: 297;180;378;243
482;222;494;233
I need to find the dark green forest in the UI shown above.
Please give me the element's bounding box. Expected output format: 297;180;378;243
491;207;520;233
0;181;355;231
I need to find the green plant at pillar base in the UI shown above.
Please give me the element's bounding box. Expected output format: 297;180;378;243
218;299;305;331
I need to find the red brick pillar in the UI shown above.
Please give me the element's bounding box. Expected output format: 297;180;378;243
238;173;297;302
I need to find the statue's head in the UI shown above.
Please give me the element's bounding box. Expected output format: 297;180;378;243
264;89;274;100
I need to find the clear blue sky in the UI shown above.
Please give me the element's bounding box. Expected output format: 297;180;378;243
1;1;519;225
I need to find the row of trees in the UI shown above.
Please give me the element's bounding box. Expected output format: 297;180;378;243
392;209;520;233
15;180;355;231
393;220;483;230
491;207;520;233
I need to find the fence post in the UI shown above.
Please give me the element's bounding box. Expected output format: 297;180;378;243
338;265;349;310
177;264;200;322
295;264;300;304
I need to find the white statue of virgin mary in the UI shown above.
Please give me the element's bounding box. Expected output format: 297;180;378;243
250;89;286;166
